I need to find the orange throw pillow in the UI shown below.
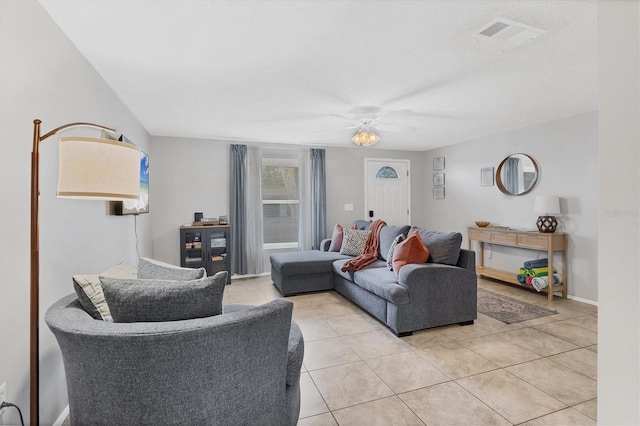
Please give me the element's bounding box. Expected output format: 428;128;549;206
392;231;429;276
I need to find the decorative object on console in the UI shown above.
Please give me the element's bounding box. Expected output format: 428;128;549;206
481;167;494;186
475;221;490;228
534;195;561;233
30;119;140;424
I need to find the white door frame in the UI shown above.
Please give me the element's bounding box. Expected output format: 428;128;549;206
363;158;411;224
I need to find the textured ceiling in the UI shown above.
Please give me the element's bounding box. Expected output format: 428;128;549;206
39;0;598;151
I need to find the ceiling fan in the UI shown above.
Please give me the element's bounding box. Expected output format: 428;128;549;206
312;106;419;146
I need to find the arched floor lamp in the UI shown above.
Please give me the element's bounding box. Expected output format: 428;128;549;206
30;119;140;424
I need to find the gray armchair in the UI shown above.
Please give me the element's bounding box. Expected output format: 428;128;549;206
46;294;303;426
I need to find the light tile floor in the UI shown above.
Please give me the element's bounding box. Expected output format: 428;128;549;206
227;276;598;425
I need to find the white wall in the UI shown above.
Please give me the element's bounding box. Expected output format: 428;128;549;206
597;1;640;423
150;136;230;266
423;112;599;302
150;138;426;269
0;2;151;424
325;147;426;230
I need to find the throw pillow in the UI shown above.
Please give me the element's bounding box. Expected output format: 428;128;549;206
340;229;371;256
386;233;406;270
137;257;206;280
100;271;227;323
407;227;463;265
328;224;344;252
72;262;137;321
379;225;411;261
392;231;430;276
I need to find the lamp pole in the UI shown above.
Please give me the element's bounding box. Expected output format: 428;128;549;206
30;119;115;425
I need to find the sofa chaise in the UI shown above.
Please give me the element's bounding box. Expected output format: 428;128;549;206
270;221;477;336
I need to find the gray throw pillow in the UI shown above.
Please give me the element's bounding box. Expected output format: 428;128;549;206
100;271;227;323
137;257;206;280
340;229;370;256
352;220;372;230
408;227;463;265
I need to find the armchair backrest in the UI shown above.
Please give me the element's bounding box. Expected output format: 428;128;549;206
46;294;294;426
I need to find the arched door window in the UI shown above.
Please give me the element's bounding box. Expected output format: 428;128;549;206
375;166;398;179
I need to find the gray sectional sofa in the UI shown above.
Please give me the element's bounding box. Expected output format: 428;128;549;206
270;221;477;336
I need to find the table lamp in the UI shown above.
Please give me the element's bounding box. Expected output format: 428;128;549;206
534;195;561;233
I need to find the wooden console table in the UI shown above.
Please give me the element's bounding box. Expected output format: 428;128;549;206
468;227;567;300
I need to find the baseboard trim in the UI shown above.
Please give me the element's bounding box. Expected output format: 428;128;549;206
53;405;69;426
568;294;598;306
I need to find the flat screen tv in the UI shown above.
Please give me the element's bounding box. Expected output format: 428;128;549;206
112;150;149;215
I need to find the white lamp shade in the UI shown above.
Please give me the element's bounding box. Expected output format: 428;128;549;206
57;137;140;200
533;196;561;214
351;131;380;146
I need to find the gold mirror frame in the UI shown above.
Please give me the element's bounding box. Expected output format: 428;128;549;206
496;153;539;196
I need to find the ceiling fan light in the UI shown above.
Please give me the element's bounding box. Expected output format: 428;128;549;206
351;130;380;146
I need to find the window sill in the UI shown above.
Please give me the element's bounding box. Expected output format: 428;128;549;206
263;242;298;250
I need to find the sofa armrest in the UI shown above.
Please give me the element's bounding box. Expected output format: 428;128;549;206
397;263;477;296
319;238;332;252
286;320;304;386
456;249;476;272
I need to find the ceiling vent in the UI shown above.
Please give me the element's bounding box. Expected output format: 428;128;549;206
474;17;547;48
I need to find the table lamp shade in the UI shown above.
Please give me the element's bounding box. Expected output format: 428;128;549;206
57;137;140;200
533;196;561;214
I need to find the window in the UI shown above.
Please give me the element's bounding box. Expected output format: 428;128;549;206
262;157;299;248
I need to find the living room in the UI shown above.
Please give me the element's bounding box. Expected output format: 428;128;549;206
0;1;637;425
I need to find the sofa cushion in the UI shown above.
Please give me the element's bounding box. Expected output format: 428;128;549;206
72;262;137;321
379;225;411;261
138;257;206;280
393;231;430;276
328;224;344;252
352;220;371;230
332;259;409;305
271;250;350;276
100;271;227;323
340;229;370;256
408;227;463;265
386;233;405;270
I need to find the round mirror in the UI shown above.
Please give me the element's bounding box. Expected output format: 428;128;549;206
496;153;538;196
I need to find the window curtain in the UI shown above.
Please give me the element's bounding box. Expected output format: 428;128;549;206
244;146;263;274
229;144;264;276
310;149;327;250
503;157;520;194
298;149;312;250
229;144;246;276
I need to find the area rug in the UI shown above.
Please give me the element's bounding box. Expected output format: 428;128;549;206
477;288;557;324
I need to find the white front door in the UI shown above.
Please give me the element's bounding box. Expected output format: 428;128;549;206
364;159;410;225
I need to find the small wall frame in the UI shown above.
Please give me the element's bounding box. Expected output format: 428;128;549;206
481;167;494;186
433;157;445;170
433;187;445;199
433;173;445;186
